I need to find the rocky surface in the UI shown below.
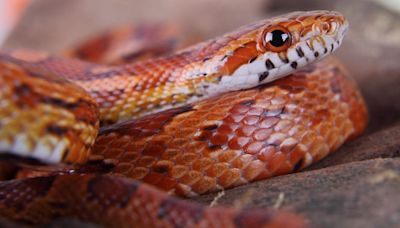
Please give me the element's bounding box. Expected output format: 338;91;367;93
197;158;400;228
3;0;400;227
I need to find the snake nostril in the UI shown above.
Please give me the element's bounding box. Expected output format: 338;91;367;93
321;22;330;33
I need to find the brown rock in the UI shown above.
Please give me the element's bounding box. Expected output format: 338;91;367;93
196;158;400;228
309;123;400;169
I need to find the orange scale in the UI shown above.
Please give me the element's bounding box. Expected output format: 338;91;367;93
137;156;157;167
245;141;265;155
216;96;237;105
314;145;330;162
242;115;260;125
174;128;195;139
205;163;230;177
192;158;214;171
124;142;146;153
225;113;245;123
288;144;307;166
141;144;165;157
274;162;294;176
185;141;207;153
218;168;242;188
318;77;329;85
233;42;258;59
113;162;133;174
274;120;293;132
78;149;91;163
328;100;339;109
308;138;326;158
142;172;165;187
342;121;355;138
228;136;251;150
218;150;239;162
168;138;188;148
254;96;273;106
267;133;287;146
242;160;265;181
152;159;174;171
316;96;329;105
259;116;280;128
155;177;179;192
301;103;314;113
257;146;277;162
270;96;288;105
169;165;189;179
301;131;317;147
103;147;125;158
205;113;225;121
299;115;312;127
170;116;185;125
225;123;240;132
231;105;250;114
255;169;273;181
181;118;202;127
178;170;203;186
230;154;254;169
235;90;258;99
236;125;257;137
193;129;212;142
127;167;149;180
287;125;304;137
119;152;141;163
91;144;107;154
247;107;264;115
175;152;199;165
253;128;273;141
95;134;116;145
287;20;304;30
65;142;84;163
210;133;229;146
217;124;234;135
327;130;342;150
308;82;319;90
151;135;173;145
268;152;288;174
191;176;217;194
318;123;332;139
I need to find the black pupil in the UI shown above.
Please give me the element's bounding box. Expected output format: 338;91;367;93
267;30;289;47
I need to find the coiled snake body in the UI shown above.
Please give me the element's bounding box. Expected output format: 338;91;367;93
0;11;367;227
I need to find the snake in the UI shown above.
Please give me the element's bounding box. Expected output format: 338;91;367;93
0;10;368;227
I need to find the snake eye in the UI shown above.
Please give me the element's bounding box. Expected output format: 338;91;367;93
262;26;291;52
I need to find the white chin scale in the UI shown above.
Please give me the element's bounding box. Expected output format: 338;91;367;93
0;133;67;164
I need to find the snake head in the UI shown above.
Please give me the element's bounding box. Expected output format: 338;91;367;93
195;10;349;96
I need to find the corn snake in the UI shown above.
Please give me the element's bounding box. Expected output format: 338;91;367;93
0;10;368;227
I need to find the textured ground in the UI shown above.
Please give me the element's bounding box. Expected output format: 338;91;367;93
3;0;400;227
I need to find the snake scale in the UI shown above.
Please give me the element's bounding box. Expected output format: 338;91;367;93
0;11;367;227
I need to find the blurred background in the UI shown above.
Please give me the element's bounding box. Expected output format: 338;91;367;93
1;0;400;227
0;0;29;44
